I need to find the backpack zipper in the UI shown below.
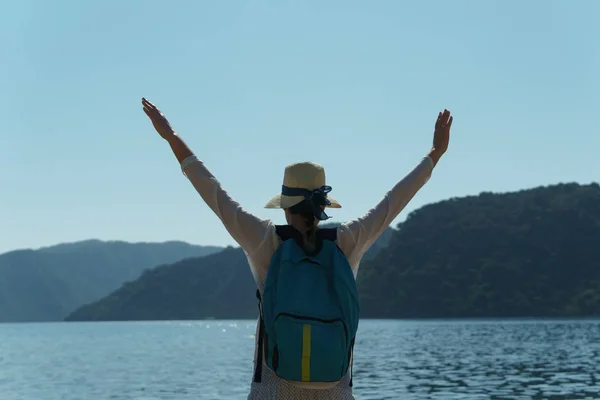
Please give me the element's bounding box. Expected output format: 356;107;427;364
275;312;348;341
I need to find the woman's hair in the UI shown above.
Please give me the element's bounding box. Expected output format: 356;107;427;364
286;187;331;247
288;199;318;238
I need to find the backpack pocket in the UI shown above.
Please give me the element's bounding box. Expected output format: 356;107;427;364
271;313;349;383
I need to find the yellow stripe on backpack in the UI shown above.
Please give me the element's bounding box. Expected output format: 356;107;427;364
301;324;311;381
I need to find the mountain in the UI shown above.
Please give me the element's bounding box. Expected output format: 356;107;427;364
357;182;600;318
65;246;254;321
0;240;222;322
66;182;600;321
65;226;395;321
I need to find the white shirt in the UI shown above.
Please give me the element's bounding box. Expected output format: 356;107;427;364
180;155;434;391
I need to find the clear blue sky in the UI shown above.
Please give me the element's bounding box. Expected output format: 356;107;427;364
1;0;598;253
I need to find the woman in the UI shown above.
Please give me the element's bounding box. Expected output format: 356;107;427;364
142;97;452;399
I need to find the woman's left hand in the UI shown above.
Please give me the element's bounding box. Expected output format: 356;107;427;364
429;109;453;165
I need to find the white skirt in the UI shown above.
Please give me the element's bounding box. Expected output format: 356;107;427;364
247;365;355;400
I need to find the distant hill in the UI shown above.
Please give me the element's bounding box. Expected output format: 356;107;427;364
66;246;253;321
66;183;600;321
65;227;395;321
0;240;222;322
357;182;600;318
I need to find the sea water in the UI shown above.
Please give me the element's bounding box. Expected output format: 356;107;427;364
1;319;599;399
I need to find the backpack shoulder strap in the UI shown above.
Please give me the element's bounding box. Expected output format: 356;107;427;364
275;225;341;256
317;227;337;243
276;225;338;243
275;225;299;242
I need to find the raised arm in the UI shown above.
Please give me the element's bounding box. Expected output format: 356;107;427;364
338;110;453;270
142;98;272;255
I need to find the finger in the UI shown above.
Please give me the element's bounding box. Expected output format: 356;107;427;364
442;109;451;124
143;105;158;118
447;116;453;129
142;100;155;112
435;112;442;128
142;98;157;111
143;102;162;118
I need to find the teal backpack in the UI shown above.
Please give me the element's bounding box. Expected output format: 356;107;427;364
253;225;360;386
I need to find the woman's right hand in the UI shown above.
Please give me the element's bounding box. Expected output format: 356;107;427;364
142;97;176;141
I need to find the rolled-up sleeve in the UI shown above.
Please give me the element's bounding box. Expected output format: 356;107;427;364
337;156;435;274
181;155;273;256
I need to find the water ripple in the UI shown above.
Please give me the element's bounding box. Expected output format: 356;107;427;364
0;319;599;399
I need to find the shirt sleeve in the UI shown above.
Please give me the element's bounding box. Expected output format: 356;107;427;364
337;156;435;273
181;155;274;256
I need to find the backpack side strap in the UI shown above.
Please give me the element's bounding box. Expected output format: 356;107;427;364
253;289;266;383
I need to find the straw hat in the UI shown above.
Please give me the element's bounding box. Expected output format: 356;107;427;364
264;161;342;209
